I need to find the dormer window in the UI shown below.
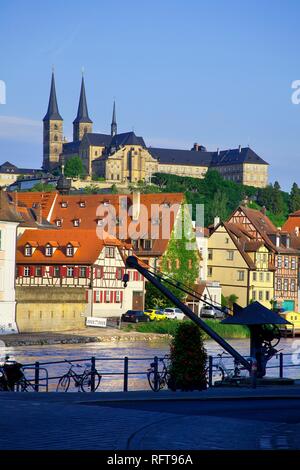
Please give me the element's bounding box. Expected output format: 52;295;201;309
66;244;74;257
61;201;68;208
55;219;62;227
96;218;105;227
73;219;80;227
103;200;110;207
24;245;32;257
79;201;86;208
45;244;52;257
105;247;115;258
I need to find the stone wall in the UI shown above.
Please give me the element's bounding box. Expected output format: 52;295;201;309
16;287;87;333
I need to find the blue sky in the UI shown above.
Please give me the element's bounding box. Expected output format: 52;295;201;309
1;0;300;190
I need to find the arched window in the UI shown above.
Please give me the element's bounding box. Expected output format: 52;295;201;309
54;124;58;130
54;135;58;142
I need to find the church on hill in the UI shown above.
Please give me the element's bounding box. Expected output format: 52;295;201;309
42;72;269;188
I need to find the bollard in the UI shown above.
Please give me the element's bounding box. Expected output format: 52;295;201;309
250;357;257;389
153;356;159;391
208;356;213;387
90;357;96;392
279;352;284;379
123;356;129;392
34;361;40;392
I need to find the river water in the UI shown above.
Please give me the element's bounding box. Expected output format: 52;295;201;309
2;338;300;392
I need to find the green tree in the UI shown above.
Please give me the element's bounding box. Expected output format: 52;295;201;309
161;204;199;301
168;323;207;391
64;156;84;178
145;282;169;309
226;294;239;310
289;182;300;213
29;182;56;192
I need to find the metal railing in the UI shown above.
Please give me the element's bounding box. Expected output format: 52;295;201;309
5;352;300;393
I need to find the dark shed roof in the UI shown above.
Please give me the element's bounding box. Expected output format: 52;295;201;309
221;301;291;325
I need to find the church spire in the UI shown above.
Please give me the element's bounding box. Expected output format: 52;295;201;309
73;75;92;125
73;74;93;141
111;100;117;137
43;71;63;121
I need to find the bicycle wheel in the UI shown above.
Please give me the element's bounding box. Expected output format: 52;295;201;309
80;371;101;392
16;378;35;392
205;365;225;385
147;370;161;392
56;374;71;392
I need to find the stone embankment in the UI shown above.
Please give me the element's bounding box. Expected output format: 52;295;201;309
1;327;170;347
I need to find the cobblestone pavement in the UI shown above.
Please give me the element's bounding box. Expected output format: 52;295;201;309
0;390;300;450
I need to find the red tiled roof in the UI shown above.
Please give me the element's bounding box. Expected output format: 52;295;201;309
16;228;124;265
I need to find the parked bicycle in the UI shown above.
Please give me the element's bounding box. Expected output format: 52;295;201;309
205;352;249;386
147;355;170;391
0;355;34;391
56;360;102;392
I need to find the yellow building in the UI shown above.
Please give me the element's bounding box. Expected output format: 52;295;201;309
207;222;275;308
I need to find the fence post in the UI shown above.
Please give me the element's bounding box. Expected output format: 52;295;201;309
279;352;284;379
153;356;159;391
90;357;96;392
208;355;213;388
34;361;40;392
123;356;129;392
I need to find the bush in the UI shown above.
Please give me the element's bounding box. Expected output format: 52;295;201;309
167;323;207;391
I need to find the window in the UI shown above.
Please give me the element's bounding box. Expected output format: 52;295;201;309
259;272;264;282
237;270;245;281
24;266;30;277
208;267;213;277
284;279;288;291
291;279;296;291
259;291;263;301
277;278;282;291
55;219;62;227
45;245;52;257
292;257;297;270
116;268;122;280
266;273;270;282
115;291;121;303
284;257;289;269
252;291;256;300
227;250;234;261
54;266;60;277
24;245;32;256
225;238;229;244
73;219;80;227
143;240;152;250
61;201;68;208
208;249;213;260
95;290;100;303
79;201;86;208
253;272;257;281
277;256;282;268
66;245;74;257
35;266;42;276
67;267;74;277
105;291;110;303
266;291;270;301
105;247;115;258
79;267;87;278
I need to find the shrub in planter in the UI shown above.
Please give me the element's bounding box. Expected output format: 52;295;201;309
168;322;207;391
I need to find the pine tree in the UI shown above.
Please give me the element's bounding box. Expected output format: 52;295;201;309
289;183;300;213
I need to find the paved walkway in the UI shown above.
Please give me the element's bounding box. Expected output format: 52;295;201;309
0;385;300;450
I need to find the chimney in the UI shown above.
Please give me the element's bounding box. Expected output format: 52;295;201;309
132;192;141;221
260;206;267;215
238;145;242;153
193;143;200;151
214;216;220;228
36;203;42;225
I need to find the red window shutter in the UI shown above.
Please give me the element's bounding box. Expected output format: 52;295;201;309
49;266;54;276
110;291;114;303
30;266;35;276
114;291;117;302
85;290;89;302
42;266;46;277
120;291;123;303
74;267;79;277
100;267;104;278
86;267;90;278
60;266;67;277
94;291;97;303
17;266;23;277
100;291;103;303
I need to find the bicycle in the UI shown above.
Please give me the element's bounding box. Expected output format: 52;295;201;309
0;355;33;391
205;352;248;386
147;355;170;392
56;360;102;392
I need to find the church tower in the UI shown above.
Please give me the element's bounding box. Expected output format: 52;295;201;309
73;75;93;141
43;71;63;171
111;101;117;137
